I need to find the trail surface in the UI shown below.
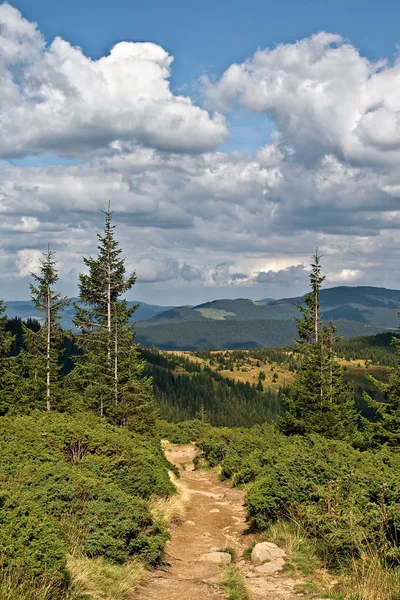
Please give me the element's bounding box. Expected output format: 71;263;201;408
139;444;303;600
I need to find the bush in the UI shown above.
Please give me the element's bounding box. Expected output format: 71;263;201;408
0;412;175;596
197;424;400;567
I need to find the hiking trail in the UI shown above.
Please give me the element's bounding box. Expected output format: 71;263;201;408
139;444;306;600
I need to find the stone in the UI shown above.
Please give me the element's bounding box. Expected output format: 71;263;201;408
184;520;195;525
253;557;285;574
210;508;220;513
200;552;232;566
251;542;286;565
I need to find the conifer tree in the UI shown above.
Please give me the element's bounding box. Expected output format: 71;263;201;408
362;324;400;447
73;205;155;430
28;246;69;411
295;249;325;345
279;251;357;439
0;299;19;414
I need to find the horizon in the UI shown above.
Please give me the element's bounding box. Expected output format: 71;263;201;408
1;1;400;303
5;283;400;308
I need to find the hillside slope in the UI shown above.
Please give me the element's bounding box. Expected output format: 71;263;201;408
4;299;174;329
145;286;400;329
136;318;386;350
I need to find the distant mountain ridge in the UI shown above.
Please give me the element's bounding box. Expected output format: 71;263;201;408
4;299;174;329
5;286;399;350
144;286;400;329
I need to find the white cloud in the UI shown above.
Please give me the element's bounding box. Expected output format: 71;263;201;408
0;14;399;301
204;32;400;166
15;249;42;277
0;4;228;158
326;268;362;283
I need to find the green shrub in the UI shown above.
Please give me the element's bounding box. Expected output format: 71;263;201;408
197;424;400;567
0;412;175;596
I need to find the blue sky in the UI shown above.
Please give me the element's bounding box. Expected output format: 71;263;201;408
10;0;400;80
2;1;400;304
9;0;400;159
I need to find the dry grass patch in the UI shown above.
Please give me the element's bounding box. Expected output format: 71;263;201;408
150;471;190;526
341;551;400;600
68;555;145;600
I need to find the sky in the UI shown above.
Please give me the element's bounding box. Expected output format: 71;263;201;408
1;1;400;305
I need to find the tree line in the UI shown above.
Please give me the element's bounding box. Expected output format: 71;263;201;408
0;206;154;431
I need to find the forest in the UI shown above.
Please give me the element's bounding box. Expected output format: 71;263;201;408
1;211;400;599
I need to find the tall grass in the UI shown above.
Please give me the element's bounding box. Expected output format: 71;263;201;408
343;551;400;600
68;556;145;600
0;568;70;600
266;518;400;600
150;471;190;525
220;566;249;600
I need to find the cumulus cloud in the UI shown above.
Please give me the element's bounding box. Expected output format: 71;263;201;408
204;32;400;166
255;264;308;285
15;249;42;277
0;4;227;158
135;258;204;284
0;12;399;301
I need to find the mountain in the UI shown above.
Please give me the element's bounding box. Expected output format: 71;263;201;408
4;299;174;329
136;319;386;351
271;286;400;328
144;298;299;325
144;286;400;329
5;287;399;350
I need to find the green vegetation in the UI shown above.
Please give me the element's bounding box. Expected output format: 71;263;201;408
197;424;400;566
279;251;358;440
336;331;398;366
0;412;174;599
0;208;173;599
136;318;386;350
143;347;285;426
220;565;249;600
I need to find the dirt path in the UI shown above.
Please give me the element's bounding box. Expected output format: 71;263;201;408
139;445;303;600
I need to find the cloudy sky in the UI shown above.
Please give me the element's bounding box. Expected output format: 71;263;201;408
1;0;400;305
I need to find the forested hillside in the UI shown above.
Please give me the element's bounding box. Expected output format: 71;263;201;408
1;218;400;600
136;317;386;350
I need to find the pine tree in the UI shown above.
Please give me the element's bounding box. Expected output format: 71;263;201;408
0;300;19;414
362;328;400;447
73;205;155;430
278;252;357;439
295;249;325;345
28;246;69;411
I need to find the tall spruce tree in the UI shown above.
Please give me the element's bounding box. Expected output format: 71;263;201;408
73;205;155;430
28;246;69;411
279;251;357;439
0;299;19;414
295;249;325;345
362;320;400;447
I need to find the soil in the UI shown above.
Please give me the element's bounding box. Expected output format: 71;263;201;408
139;444;304;600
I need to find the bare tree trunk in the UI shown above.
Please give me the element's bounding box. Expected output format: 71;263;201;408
46;283;51;411
114;317;118;406
315;282;319;344
106;220;112;415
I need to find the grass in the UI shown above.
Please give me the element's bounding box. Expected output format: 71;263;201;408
0;568;68;600
68;556;145;600
220;566;249;600
150;471;190;525
242;541;257;560
217;547;237;560
266;519;321;576
341;550;400;600
267;519;400;600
